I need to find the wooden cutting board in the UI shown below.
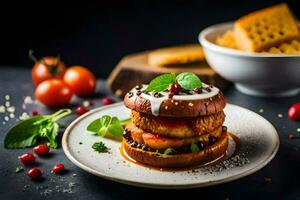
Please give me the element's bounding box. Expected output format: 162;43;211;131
107;51;229;97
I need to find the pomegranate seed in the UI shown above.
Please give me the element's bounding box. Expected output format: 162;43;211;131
32;110;39;116
33;144;49;156
51;163;64;174
136;91;142;96
193;87;202;94
27;167;42;179
288;103;300;121
76;106;89;116
102;97;115;105
168;92;174;99
169;83;181;94
19;153;35;165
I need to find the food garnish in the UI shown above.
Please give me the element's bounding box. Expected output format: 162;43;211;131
102;97;115;105
146;72;202;93
15;166;24;173
190;143;200;153
86;115;129;138
288;102;300;121
92;141;109;153
155;148;175;158
33;144;50;156
4;109;72;149
18;153;36;165
27;167;42;179
75;106;89;116
51;163;65;174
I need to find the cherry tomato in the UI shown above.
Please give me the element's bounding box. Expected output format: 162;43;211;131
75;106;89;116
19;153;36;165
35;79;73;107
33;144;50;156
27;167;42;179
288;102;300;121
30;50;66;86
102;97;114;105
63;66;96;97
51;163;64;174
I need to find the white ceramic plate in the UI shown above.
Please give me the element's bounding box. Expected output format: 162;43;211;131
62;103;279;189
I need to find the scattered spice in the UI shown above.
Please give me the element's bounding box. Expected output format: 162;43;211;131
297;128;300;133
259;108;264;113
277;113;283;118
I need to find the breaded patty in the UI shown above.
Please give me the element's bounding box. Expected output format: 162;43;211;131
126;122;222;150
131;110;225;138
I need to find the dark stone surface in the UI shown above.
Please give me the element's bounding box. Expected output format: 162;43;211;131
1;67;300;199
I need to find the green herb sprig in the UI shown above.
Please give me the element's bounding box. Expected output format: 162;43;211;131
4;109;72;149
190;143;200;153
92;141;109;153
146;72;202;92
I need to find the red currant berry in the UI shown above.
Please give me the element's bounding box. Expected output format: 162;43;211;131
33;144;49;156
19;153;36;165
51;163;64;174
32;110;39;116
169;83;181;94
193;87;202;94
102;97;115;105
76;106;89;116
27;167;42;179
288;102;300;121
168;92;174;99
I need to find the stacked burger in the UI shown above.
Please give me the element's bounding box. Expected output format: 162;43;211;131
122;73;228;168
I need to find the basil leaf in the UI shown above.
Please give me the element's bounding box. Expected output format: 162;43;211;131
87;115;125;138
107;117;123;137
176;72;202;90
45;123;59;148
146;73;176;92
190;143;200;153
4;109;71;149
4;116;45;149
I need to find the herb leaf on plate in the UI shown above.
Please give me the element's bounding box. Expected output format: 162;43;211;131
87;115;125;138
176;72;202;90
146;73;176;92
92;141;109;153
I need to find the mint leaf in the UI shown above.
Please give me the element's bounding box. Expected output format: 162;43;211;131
87;115;125;138
156;148;175;158
176;72;202;90
146;73;176;92
190;143;200;153
92;141;109;153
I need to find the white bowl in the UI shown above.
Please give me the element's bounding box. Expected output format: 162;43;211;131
199;22;300;97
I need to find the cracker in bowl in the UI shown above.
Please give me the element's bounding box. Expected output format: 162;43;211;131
234;3;300;52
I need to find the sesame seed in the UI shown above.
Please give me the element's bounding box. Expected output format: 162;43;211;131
165;106;168;110
0;105;5;113
277;113;283;118
5;102;10;107
175;102;178;105
188;102;194;107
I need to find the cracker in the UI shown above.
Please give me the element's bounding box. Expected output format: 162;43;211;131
265;40;300;54
215;30;239;49
148;44;205;66
234;3;300;52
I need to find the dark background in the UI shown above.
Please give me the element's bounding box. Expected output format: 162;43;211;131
1;0;299;78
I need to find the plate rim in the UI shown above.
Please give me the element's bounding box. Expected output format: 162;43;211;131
62;102;280;189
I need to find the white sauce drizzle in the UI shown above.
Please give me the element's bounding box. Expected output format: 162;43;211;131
130;83;219;116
